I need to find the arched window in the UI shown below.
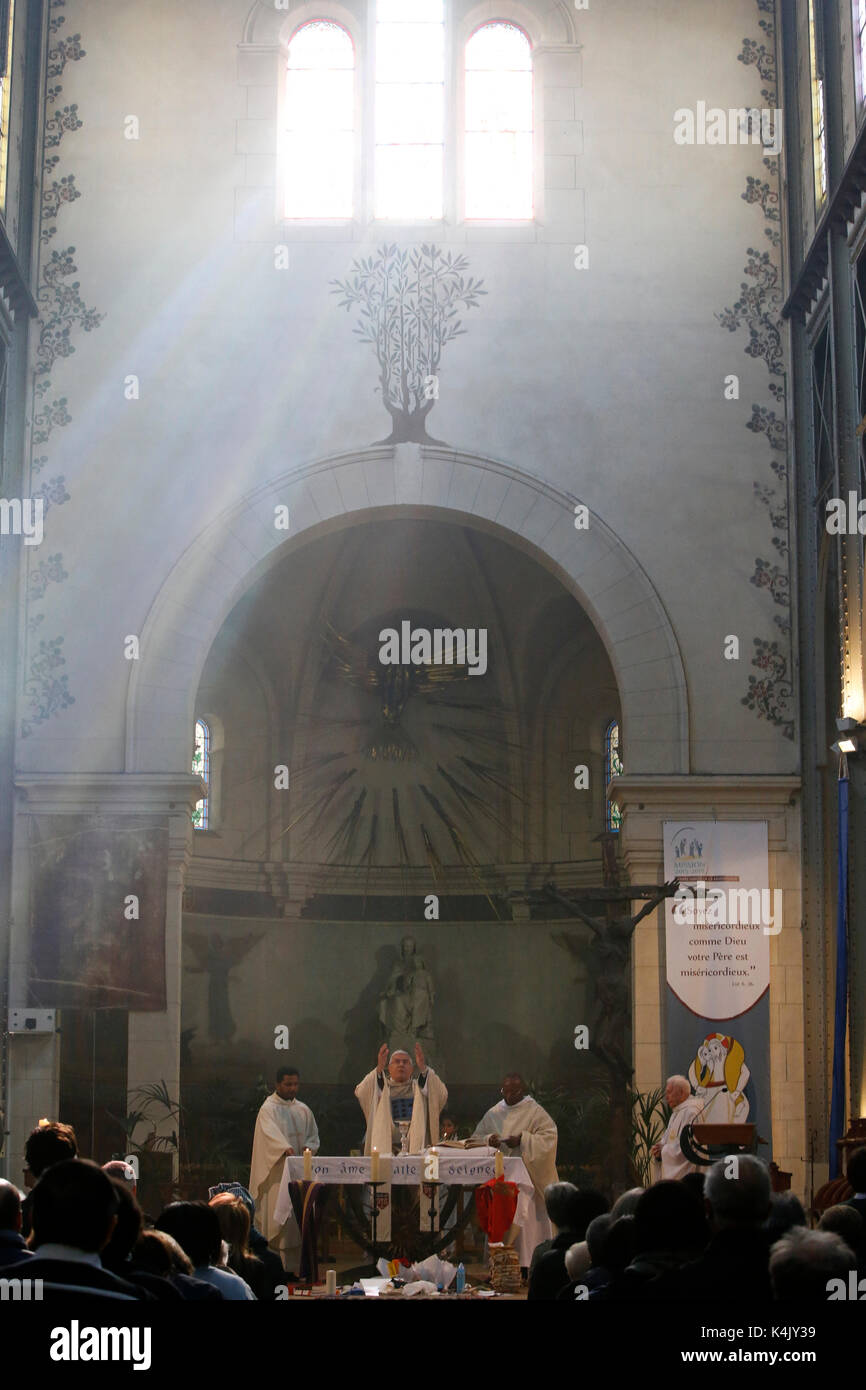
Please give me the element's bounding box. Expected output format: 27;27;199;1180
375;0;445;219
284;20;354;219
465;21;533;220
192;718;210;829
604;719;623;833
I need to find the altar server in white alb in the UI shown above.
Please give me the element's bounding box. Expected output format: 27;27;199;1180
472;1073;559;1245
249;1066;320;1262
356;1042;447;1153
651;1074;705;1180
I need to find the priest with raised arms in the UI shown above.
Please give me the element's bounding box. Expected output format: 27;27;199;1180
472;1072;558;1253
249;1065;320;1264
356;1042;447;1153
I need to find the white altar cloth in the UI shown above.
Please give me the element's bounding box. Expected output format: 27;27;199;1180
273;1149;542;1266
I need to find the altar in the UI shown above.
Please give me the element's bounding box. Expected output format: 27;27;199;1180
273;1149;544;1267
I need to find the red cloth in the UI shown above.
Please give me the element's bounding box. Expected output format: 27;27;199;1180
474;1179;519;1241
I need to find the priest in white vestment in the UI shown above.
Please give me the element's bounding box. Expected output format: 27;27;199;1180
471;1073;559;1256
355;1042;447;1154
651;1075;705;1180
249;1067;320;1265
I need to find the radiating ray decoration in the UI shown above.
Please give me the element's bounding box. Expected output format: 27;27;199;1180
282;621;525;883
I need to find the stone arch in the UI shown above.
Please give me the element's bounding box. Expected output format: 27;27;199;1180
125;445;689;776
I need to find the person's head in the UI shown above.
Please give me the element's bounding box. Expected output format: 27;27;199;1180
501;1074;526;1107
544;1183;608;1238
102;1160;137;1193
134;1228;193;1277
610;1187;644;1218
680;1171;706;1204
764;1192;806;1243
585;1213;613;1267
846;1146;866;1193
704;1154;771;1230
633;1180;708;1257
275;1067;300;1101
207;1183;256;1227
565;1240;591;1282
603;1214;636;1272
100;1177;143;1269
818;1203;864;1253
29;1159;118;1253
769;1228;856;1300
440;1115;457;1139
0;1179;23;1233
155;1201;221;1269
388;1050;413;1083
23;1121;78;1186
664;1075;691;1107
209;1193;253;1263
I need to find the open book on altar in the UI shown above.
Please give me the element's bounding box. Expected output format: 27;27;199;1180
435;1138;490;1149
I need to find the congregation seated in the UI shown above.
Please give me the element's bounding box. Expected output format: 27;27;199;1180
23;1159;153;1301
592;1181;707;1300
156;1201;256;1299
100;1177;183;1302
844;1146;866;1260
764;1191;807;1244
20;1121;79;1239
818;1202;864;1269
208;1181;285;1287
644;1154;772;1301
527;1184;608;1300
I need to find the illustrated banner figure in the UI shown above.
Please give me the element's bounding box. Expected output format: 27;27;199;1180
663;821;772;1149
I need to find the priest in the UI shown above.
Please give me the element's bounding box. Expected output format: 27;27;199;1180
249;1066;320;1267
472;1073;558;1257
355;1042;447;1154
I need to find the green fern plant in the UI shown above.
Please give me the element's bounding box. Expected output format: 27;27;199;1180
629;1087;670;1186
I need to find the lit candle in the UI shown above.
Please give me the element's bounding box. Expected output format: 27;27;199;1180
303;1147;312;1180
371;1147;380;1181
428;1147;439;1181
494;1147;505;1179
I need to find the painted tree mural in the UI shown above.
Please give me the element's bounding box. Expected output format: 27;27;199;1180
331;243;486;444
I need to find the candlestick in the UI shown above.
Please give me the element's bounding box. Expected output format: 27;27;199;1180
494;1147;504;1179
371;1147;380;1181
303;1147;312;1180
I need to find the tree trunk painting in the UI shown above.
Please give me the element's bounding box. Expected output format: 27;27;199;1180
331;243;486;445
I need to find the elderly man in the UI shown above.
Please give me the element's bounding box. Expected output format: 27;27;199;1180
651;1075;704;1180
355;1042;447;1153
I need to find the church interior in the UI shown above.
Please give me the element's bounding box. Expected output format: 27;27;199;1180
0;0;865;1334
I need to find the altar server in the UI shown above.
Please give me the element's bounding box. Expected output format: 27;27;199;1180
472;1073;559;1253
249;1066;319;1264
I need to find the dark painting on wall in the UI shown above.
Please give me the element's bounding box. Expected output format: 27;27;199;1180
28;815;168;1010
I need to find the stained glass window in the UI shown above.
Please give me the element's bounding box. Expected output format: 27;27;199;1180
375;0;445;219
809;0;827;205
284;20;354;219
605;719;623;833
192;719;210;829
465;22;533;220
856;1;866;105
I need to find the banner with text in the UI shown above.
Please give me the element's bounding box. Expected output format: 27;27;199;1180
663;821;772;1154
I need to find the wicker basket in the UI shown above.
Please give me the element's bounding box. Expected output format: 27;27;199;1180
489;1244;522;1294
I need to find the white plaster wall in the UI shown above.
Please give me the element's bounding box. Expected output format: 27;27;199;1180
19;0;795;778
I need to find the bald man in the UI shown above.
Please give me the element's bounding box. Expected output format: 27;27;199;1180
355;1042;447;1154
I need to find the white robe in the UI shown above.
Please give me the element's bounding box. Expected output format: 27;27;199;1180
657;1095;705;1180
249;1094;320;1250
472;1097;558;1254
355;1067;447;1154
